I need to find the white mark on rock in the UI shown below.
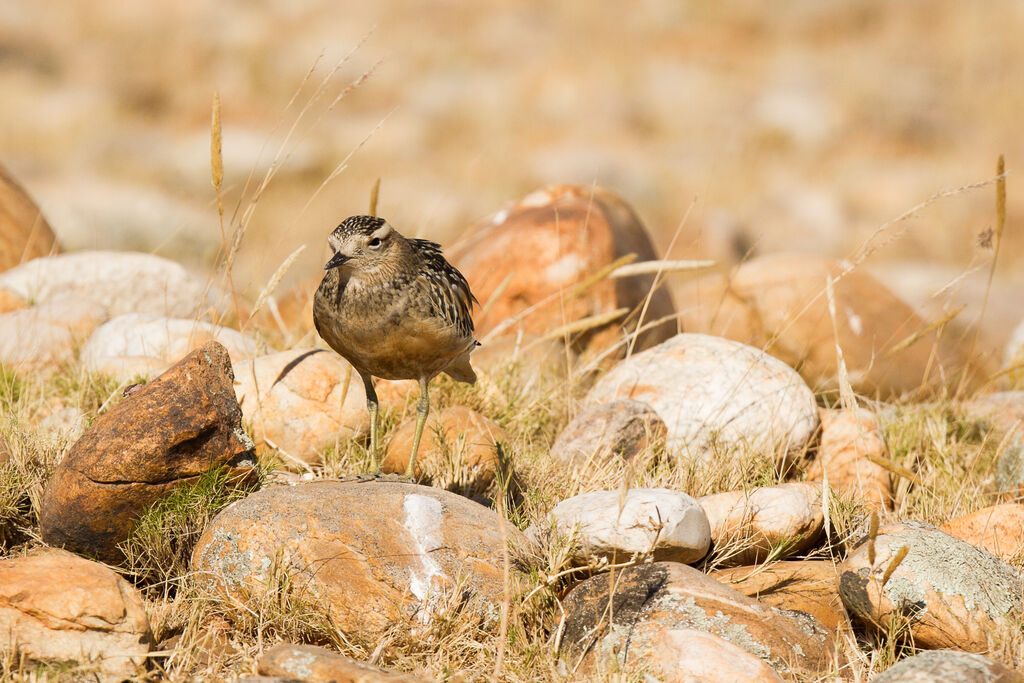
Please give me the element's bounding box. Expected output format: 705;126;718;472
491;208;509;225
544;254;588;284
403;493;446;620
845;306;863;336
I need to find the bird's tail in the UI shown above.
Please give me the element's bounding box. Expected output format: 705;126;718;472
443;344;477;384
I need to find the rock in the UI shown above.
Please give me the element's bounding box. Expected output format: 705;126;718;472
0;162;59;272
259;644;426;682
470;334;575;407
448;185;676;356
233;348;368;465
642;629;785;683
0;294;108;373
699;483;825;566
873;650;1023;683
39;341;256;564
585;333;818;463
381;406;505;493
807;408;892;510
996;443;1024;500
675;253;992;397
192;480;526;642
560;561;833;677
962;391;1024;443
838;521;1024;651
941;504;1024;562
551;488;710;564
0;250;229;319
550;399;667;469
82;313;267;381
709;561;852;634
0;548;151;682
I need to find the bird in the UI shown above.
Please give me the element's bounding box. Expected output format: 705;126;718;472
313;215;479;477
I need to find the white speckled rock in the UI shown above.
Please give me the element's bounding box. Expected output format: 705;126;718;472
83;313;266;381
873;650;1023;683
699;482;825;566
233;349;368;465
0;251;229;318
192;480;526;641
838;521;1024;651
551;488;710;564
0;294;108;373
585;333;818;462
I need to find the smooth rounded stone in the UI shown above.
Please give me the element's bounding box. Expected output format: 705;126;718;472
644;629;784;683
448;184;676;356
585;333;818;463
551;488;710;564
838;521;1024;651
873;650;1023;683
806;407;891;510
82;313;267;381
381;406;504;494
192;480;526;642
997;444;1024;500
674;253;992;397
0;548;151;682
233;348;368;465
259;644;427;682
0;295;108;373
560;562;834;678
40;342;257;564
0;162;59;273
0;250;230;319
550;399;667;469
941;504;1024;562
698;482;824;566
709;561;852;634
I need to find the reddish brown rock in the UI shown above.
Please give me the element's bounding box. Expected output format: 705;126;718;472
560;561;834;677
0;548;151;682
381;406;505;493
449;185;676;356
838;521;1023;651
675;253;993;398
807;407;892;510
709;561;852;634
699;482;825;566
941;504;1024;562
39;341;256;563
234;348;368;464
550;399;666;469
192;480;525;642
0;163;59;272
644;629;785;683
259;644;427;682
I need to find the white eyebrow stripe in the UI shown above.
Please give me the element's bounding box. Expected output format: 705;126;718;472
370;223;393;240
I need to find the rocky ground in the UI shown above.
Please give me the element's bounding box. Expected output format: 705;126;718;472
2;163;1024;682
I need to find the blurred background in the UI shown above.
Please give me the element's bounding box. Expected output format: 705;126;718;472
1;0;1022;344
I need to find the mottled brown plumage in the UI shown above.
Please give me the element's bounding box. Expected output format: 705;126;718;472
313;215;478;475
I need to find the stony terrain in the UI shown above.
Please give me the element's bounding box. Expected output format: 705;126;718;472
2;3;1024;680
2;162;1024;682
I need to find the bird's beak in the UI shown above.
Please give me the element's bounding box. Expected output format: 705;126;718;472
324;252;351;270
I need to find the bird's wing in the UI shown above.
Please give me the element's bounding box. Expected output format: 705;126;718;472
411;238;478;338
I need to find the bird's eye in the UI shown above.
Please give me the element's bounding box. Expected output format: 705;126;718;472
368;237;382;248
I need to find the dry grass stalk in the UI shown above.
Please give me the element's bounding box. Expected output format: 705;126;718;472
867;512;879;566
885;304;966;357
880;545;909;586
247;244;307;322
607;258;715;278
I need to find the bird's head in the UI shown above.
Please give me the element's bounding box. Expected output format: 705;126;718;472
324;215;401;273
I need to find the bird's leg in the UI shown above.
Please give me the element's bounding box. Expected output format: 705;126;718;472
407;376;430;478
360;372;380;472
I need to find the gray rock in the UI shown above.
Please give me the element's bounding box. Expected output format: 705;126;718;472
550;399;666;468
873;650;1022;683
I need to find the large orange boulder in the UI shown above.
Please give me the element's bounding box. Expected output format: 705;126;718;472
39;342;257;563
0;163;59;272
449;185;676;356
192;480;526;643
675;253;993;398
